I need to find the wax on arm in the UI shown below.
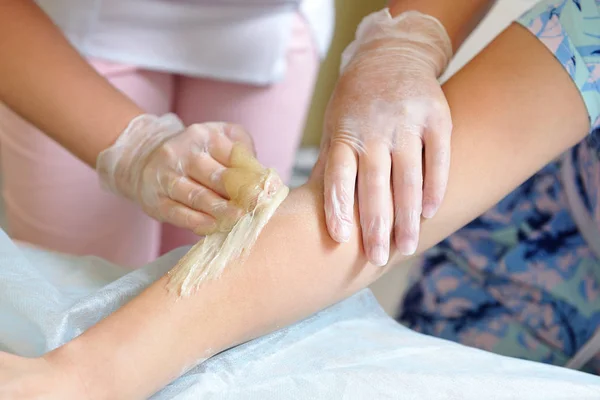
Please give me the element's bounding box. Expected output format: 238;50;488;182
168;144;289;296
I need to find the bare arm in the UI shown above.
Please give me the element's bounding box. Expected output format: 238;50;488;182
0;0;143;167
388;0;496;51
49;24;590;400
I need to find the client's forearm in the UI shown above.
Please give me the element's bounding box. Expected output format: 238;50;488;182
48;184;377;400
48;24;589;400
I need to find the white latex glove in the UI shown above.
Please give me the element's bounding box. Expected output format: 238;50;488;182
96;113;256;235
320;9;453;266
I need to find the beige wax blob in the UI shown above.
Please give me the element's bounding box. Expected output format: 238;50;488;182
167;143;289;297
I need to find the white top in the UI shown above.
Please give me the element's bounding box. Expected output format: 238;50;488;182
36;0;334;85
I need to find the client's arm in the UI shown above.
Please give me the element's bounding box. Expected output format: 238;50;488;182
41;23;591;400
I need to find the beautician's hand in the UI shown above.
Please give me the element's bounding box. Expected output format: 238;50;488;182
96;114;256;235
320;8;453;266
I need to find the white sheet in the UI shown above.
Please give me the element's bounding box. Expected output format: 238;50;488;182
0;229;599;399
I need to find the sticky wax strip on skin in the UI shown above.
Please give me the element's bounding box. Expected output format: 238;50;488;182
167;144;289;297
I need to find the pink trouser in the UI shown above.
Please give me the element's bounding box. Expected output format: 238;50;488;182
0;15;318;267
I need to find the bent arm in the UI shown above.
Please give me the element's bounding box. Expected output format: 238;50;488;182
49;24;590;400
0;0;142;167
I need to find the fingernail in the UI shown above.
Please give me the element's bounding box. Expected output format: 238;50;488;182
422;201;438;219
367;217;389;266
396;210;419;255
399;238;417;256
370;244;388;267
337;222;351;242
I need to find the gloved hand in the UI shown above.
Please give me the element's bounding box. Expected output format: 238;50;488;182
96;113;256;235
320;9;453;266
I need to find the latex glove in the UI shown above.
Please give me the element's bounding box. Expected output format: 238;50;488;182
96;114;256;235
321;9;453;266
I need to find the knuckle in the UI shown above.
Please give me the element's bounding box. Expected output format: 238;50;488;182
188;187;206;209
399;166;421;187
157;173;174;195
331;135;363;155
155;201;173;222
327;163;355;183
166;176;183;198
364;171;388;189
397;102;412;116
429;110;453;133
431;97;448;113
157;142;178;161
187;125;212;148
190;150;211;168
188;123;208;136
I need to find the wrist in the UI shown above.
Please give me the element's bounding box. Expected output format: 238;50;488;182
351;36;447;77
95;113;185;200
44;341;113;400
387;0;494;51
341;9;452;77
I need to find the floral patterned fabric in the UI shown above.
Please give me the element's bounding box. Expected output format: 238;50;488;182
399;0;600;373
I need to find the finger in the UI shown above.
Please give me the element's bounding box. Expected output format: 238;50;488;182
324;141;357;243
392;134;423;256
357;140;392;267
422;107;452;219
221;123;257;157
184;151;229;197
185;123;238;167
157;198;218;235
165;175;243;221
199;122;255;165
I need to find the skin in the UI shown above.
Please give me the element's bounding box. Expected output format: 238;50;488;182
0;22;591;399
0;0;143;167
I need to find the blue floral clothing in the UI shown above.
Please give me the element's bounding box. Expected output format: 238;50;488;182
399;0;600;373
